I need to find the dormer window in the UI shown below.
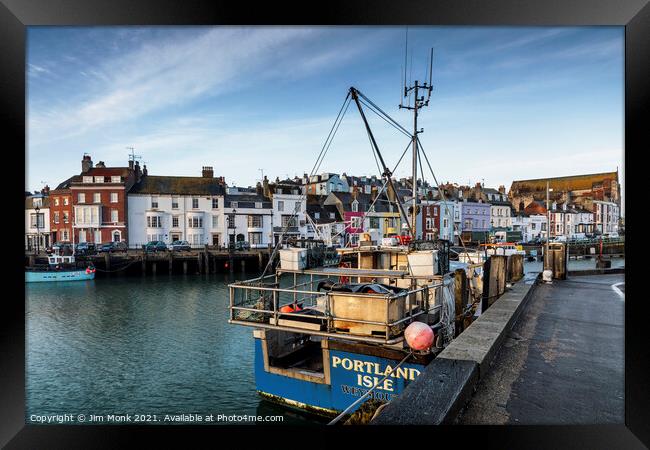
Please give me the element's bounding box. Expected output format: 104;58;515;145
83;176;93;183
94;176;104;183
111;176;121;183
352;200;359;212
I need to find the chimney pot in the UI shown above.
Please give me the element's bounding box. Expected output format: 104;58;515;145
202;166;214;178
81;154;93;173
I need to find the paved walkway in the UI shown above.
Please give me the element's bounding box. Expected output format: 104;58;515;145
459;273;624;425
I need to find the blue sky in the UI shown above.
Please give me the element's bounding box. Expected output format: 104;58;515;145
27;26;624;208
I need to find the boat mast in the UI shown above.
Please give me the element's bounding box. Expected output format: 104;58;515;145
400;45;434;240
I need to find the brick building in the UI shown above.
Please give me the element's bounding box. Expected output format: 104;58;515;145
70;155;139;245
49;178;74;243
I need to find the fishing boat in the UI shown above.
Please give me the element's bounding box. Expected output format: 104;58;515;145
229;64;490;419
25;252;96;282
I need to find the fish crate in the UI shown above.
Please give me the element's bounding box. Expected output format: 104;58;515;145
329;292;412;339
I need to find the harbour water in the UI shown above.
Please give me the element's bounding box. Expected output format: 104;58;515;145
26;257;623;425
26;272;324;424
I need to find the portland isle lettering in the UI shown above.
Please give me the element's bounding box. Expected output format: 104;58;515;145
332;355;420;393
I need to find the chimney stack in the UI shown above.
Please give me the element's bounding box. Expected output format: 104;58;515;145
256;182;263;196
41;185;50;195
81;154;93;173
202;166;214;178
498;185;506;194
263;175;270;198
142;164;148;176
95;161;106;168
134;161;142;182
371;185;378;201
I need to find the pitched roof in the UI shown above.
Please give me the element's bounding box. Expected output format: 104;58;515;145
25;196;50;209
129;175;226;196
510;171;618;194
224;193;272;209
54;176;75;191
71;167;132;184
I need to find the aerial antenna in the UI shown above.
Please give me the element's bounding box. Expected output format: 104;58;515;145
126;146;142;164
399;40;435;239
426;47;434;103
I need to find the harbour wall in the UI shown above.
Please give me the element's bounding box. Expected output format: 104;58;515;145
25;248;272;276
372;275;539;425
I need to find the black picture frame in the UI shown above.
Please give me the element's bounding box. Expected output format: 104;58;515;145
2;0;647;447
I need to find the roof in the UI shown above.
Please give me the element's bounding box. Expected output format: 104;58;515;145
224;193;271;209
306;203;342;223
326;191;395;213
25;196;50;209
54;176;75;191
510;171;618;194
71;167;132;184
489;199;513;206
129;175;226;196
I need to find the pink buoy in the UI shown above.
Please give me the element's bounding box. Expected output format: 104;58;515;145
404;322;434;351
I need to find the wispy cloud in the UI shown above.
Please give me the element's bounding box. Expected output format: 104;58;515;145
28;28;378;146
27;63;51;77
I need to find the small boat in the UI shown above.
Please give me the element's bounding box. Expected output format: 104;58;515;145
25;253;96;283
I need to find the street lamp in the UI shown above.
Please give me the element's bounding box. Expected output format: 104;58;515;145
230;208;237;249
546;183;553;268
34;205;41;255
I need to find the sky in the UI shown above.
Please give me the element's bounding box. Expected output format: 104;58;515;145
26;26;624;211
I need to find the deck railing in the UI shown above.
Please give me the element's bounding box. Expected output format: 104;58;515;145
228;268;449;345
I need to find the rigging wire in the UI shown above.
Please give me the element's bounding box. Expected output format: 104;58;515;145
260;93;352;278
417;137;476;263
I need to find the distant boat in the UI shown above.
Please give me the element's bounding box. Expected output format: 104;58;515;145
25;253;95;283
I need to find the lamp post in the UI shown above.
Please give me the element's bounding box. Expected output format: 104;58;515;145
546;183;553;268
230;208;237;250
34;205;41;255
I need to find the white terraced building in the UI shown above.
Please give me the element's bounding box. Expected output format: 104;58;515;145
127;167;227;248
224;187;273;248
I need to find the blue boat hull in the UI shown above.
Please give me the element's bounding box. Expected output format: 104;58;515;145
254;337;425;416
25;270;95;282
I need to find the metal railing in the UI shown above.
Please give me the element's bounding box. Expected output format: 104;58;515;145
228;268;445;345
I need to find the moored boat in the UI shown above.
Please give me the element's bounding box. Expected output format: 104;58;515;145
228;77;489;418
25;253;96;283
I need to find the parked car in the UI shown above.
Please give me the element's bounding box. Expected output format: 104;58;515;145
98;241;128;253
75;242;96;255
143;241;168;252
228;241;250;251
47;242;73;255
168;240;191;252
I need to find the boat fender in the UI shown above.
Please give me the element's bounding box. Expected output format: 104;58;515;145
279;303;303;313
404;321;434;351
